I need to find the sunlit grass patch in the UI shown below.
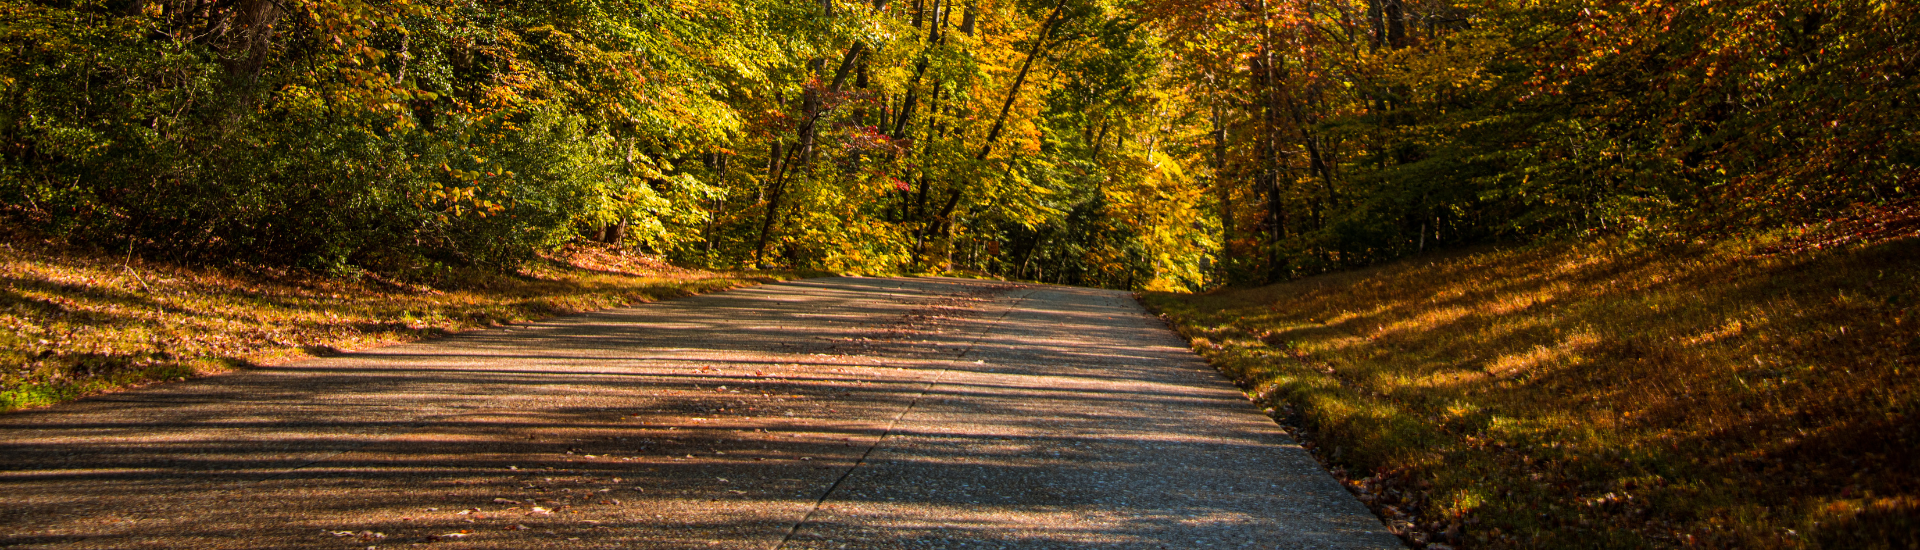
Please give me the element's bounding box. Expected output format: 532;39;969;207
0;239;788;412
1144;235;1920;549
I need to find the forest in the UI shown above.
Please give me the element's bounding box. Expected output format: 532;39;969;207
0;0;1913;287
2;0;1917;547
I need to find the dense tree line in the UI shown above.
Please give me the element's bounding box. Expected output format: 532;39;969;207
1156;0;1916;283
1;0;1911;288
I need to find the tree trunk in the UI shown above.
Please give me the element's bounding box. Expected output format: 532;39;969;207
1385;0;1406;48
1212;100;1233;281
1255;0;1291;283
975;0;1068;162
913;0;1069;267
702;152;728;257
751;39;870;266
1366;0;1384;52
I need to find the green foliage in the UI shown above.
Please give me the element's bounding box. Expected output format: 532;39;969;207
0;0;758;279
1150;0;1916;287
1;0;1907;290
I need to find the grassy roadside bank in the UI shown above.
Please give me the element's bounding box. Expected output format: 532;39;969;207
1143;232;1918;549
1;238;793;412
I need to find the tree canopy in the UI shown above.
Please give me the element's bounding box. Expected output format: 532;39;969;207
1;0;1911;288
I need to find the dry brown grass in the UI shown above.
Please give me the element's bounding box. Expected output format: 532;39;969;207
1;238;789;412
1143;232;1919;549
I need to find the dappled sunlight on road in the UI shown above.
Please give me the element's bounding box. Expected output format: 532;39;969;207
0;277;1393;549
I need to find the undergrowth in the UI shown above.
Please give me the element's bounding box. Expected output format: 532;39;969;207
0;238;790;412
1143;231;1919;549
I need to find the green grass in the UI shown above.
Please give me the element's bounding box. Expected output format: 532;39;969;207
1;239;791;412
1143;232;1919;549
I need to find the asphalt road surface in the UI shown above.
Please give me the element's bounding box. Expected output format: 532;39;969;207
0;277;1399;549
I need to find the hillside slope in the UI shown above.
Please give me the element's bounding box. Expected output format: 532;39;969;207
1144;233;1918;549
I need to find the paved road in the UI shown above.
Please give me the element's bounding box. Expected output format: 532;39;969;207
0;278;1398;549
